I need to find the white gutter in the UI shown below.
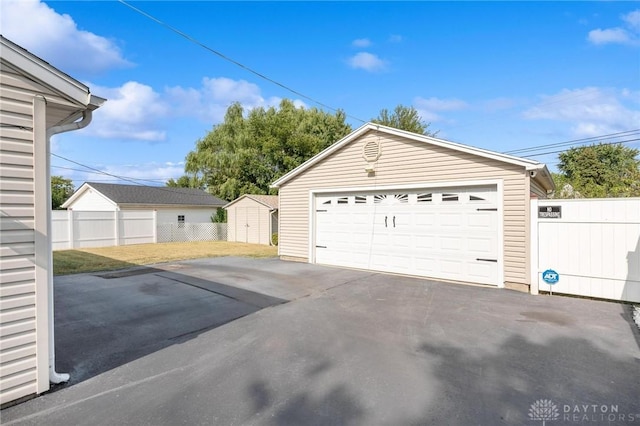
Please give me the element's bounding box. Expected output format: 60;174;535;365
45;110;93;384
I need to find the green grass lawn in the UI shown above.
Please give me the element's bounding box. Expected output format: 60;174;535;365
53;241;278;275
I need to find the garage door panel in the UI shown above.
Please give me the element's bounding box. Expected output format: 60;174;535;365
440;237;462;251
314;186;499;285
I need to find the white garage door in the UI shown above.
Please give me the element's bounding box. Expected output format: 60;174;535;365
314;186;500;285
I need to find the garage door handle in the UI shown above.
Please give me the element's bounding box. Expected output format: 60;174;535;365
316;245;327;248
385;216;388;227
393;216;396;227
476;258;498;262
477;208;497;211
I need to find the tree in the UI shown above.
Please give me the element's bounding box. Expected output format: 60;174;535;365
166;174;204;189
371;104;438;136
553;143;640;198
185;99;352;201
51;176;74;209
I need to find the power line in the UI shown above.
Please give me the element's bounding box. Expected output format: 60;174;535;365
51;153;216;197
519;138;640;158
51;165;170;183
117;0;366;124
504;129;640;155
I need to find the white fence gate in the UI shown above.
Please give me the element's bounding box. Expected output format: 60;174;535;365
52;210;228;250
530;198;640;303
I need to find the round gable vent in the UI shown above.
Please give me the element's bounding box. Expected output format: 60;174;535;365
362;139;381;162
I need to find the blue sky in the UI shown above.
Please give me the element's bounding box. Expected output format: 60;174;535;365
2;1;639;190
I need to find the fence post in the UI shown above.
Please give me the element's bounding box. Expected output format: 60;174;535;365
153;210;157;243
114;210;120;246
530;198;539;295
67;209;73;249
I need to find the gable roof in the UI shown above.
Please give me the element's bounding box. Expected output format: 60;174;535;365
224;194;279;210
63;182;227;208
271;122;554;191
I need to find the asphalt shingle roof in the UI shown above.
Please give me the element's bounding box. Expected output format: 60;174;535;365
84;182;227;207
245;195;279;209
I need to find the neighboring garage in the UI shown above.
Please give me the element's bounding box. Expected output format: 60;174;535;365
225;194;279;245
272;123;555;291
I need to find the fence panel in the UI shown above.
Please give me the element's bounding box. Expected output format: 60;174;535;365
73;211;117;248
531;198;640;302
157;223;227;243
52;212;227;249
52;210;71;250
118;210;155;245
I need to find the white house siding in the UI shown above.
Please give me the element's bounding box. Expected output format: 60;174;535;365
278;131;531;286
226;197;272;245
0;67;52;405
155;208;216;225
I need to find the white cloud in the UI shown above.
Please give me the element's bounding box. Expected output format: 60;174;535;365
622;9;640;30
81;77;308;141
588;28;635;45
347;52;387;72
0;0;131;74
414;96;468;122
86;81;169;141
587;9;640;46
522;87;640;137
352;38;372;48
168;77;304;123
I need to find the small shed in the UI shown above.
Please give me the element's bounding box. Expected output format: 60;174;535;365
0;36;104;406
62;182;227;224
225;194;278;245
272;122;555;292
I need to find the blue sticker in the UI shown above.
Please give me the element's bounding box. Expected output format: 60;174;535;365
542;269;559;285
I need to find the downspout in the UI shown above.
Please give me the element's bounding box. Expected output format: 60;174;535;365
268;209;276;246
45;109;93;384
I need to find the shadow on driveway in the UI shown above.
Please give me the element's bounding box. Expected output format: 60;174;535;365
53;264;287;387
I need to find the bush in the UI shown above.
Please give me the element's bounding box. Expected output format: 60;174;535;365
271;233;278;246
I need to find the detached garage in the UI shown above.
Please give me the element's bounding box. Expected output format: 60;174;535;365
272;123;555;291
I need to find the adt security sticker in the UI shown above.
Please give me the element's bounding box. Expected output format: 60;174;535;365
542;269;559;285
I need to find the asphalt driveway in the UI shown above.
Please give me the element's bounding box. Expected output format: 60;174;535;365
3;257;639;425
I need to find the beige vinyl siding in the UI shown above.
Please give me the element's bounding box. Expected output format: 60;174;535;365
0;84;39;405
227;198;272;245
279;130;530;285
530;178;548;199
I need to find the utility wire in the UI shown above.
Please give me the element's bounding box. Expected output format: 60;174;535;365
117;0;366;124
504;129;640;155
51;153;215;197
519;138;640;158
51;165;169;183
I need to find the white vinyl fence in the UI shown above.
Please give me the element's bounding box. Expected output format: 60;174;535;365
52;210;227;250
531;198;640;303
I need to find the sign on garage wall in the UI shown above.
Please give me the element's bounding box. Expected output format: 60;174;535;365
530;198;640;303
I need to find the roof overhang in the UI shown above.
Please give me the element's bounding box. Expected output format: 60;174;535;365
1;36;95;106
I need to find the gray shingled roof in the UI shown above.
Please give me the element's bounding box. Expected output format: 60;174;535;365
84;182;227;207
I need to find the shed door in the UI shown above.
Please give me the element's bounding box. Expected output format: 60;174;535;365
236;207;260;244
315;187;499;285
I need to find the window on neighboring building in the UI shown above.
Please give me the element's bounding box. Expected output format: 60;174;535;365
178;215;185;227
